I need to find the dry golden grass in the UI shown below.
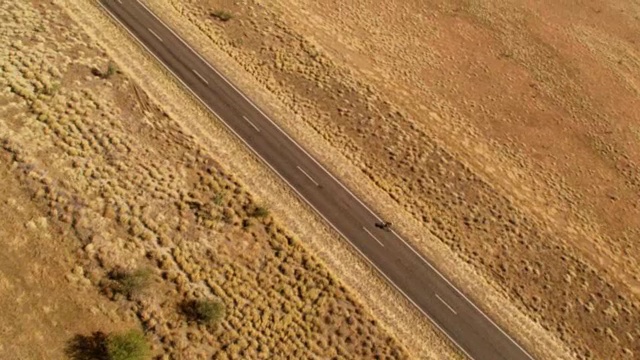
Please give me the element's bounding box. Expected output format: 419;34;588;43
136;0;640;359
0;0;410;358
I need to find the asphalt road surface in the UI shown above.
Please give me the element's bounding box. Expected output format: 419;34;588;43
99;1;535;359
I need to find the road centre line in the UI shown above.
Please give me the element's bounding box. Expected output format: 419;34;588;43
105;3;535;358
147;28;163;42
296;166;320;186
192;69;209;84
436;293;458;315
362;227;385;247
242;116;260;132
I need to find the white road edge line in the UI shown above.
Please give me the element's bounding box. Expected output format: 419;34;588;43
192;69;209;84
436;293;458;315
242;116;260;132
362;227;385;247
106;2;533;359
296;166;320;187
147;28;163;42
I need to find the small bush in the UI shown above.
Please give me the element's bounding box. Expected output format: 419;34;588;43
105;62;117;78
107;267;151;298
213;192;225;206
106;330;150;360
211;10;232;22
42;82;60;96
181;299;226;325
251;206;269;218
92;62;118;79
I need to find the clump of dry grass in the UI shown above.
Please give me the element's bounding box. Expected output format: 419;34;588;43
210;10;233;22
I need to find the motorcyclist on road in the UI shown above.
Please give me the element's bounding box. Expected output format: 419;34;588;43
376;221;392;230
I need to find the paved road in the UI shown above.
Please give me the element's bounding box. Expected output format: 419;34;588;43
99;1;535;359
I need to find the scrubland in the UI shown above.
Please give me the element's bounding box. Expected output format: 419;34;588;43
0;1;413;358
136;0;640;359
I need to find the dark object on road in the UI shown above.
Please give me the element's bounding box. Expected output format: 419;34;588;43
375;221;392;230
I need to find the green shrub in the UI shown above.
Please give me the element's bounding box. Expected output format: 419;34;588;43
182;299;226;325
211;10;232;22
106;330;150;360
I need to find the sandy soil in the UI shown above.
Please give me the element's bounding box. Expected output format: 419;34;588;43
132;0;640;358
0;0;430;358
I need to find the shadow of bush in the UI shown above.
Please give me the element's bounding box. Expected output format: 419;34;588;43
65;331;109;360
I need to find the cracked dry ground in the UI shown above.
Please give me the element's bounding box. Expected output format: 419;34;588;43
0;1;408;359
161;0;640;358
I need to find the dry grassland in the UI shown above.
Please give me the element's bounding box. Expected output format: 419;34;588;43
0;1;412;358
139;0;640;359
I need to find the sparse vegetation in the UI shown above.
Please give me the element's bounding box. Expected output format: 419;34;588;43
210;10;232;22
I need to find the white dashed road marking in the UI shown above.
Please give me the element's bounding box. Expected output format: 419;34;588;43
297;166;320;187
192;69;209;84
436;293;458;315
363;227;385;247
242;116;261;132
147;28;162;42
